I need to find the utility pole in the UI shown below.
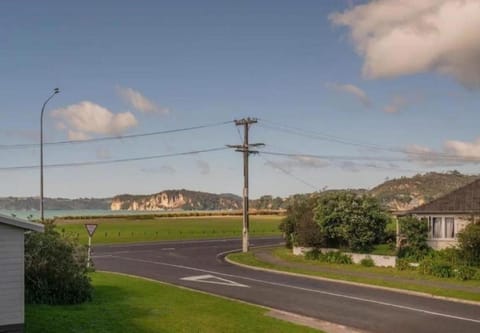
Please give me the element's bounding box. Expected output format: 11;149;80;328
227;118;264;252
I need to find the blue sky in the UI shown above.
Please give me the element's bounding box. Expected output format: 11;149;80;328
1;0;480;199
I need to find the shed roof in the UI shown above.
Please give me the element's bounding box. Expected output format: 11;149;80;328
0;214;44;232
409;178;480;215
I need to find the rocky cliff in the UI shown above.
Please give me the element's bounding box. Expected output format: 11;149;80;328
110;190;242;211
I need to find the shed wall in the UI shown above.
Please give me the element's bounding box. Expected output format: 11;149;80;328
0;224;24;330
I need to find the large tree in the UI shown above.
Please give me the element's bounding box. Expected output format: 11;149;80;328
314;192;388;252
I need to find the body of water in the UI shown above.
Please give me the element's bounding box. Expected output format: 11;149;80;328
0;209;164;220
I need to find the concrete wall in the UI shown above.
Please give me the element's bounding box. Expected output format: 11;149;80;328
292;246;397;267
0;224;24;332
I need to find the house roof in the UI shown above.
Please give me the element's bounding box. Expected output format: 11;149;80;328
0;214;44;232
409;178;480;215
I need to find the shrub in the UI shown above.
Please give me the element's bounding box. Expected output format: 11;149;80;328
280;195;325;248
473;270;480;281
418;258;434;275
314;192;389;252
322;251;353;264
396;258;415;271
305;249;321;260
360;257;375;267
430;261;454;278
455;266;477;281
419;256;454;278
435;247;464;266
397;216;430;261
25;223;93;305
457;223;480;266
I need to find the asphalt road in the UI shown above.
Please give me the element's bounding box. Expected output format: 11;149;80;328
93;237;480;333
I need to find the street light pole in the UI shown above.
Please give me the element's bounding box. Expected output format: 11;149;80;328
40;88;60;222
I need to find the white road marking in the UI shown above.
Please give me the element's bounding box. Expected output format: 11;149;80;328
107;254;480;325
181;274;249;288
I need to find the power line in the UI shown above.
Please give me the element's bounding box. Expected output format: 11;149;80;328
0;120;234;150
259;150;424;173
260;156;319;190
259;119;469;160
0;147;229;171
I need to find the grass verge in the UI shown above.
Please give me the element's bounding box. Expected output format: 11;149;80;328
26;272;321;333
55;216;282;245
227;247;480;303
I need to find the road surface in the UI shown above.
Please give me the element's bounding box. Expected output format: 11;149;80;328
93;237;480;333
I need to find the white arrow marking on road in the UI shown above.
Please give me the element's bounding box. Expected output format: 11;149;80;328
181;274;249;288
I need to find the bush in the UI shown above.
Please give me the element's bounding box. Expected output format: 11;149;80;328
304;250;353;264
322;251;353;264
305;249;321;260
25;223;93;305
457;223;480;266
419;257;454;278
396;258;415;271
397;216;430;261
280;195;325;248
430;261;454;278
360;257;375;267
474;270;480;281
314;192;389;252
455;266;477;281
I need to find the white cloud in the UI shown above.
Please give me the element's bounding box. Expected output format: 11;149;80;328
383;95;415;113
331;0;480;88
51;101;138;140
405;138;480;166
326;82;371;107
196;160;211;175
117;86;169;114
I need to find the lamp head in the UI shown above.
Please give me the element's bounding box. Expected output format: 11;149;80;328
54;88;60;94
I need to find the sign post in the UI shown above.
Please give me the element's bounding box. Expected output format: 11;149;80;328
84;224;98;268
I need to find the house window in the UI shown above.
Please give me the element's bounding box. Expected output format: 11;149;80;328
444;217;455;238
432;217;442;239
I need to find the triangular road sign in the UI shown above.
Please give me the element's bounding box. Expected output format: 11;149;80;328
181;274;249;288
84;224;98;237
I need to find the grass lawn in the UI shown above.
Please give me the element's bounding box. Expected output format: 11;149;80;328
228;247;480;302
55;216;282;245
26;272;320;333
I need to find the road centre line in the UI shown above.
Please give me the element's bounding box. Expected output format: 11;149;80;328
106;254;480;325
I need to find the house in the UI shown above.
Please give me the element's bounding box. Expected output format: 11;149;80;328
408;178;480;250
0;214;44;333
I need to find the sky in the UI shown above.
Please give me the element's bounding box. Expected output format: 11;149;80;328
1;0;480;199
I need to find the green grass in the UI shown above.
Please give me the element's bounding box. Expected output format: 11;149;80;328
55;216;282;245
26;272;320;333
228;247;480;302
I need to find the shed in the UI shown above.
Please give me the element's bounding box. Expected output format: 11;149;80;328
0;214;44;333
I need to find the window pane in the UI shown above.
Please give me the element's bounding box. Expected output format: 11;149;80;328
432;217;442;238
445;218;455;238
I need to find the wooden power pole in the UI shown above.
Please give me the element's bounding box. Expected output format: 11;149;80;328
228;118;264;253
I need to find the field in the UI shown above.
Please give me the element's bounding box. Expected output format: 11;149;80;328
26;272;320;333
55;215;283;245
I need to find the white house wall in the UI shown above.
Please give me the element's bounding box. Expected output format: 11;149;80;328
0;224;24;329
415;214;471;250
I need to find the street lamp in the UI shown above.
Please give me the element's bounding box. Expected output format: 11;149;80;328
40;88;60;221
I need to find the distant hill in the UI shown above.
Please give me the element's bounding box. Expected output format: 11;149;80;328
110;189;242;211
0;197;111;211
369;171;479;211
2;171;477;212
